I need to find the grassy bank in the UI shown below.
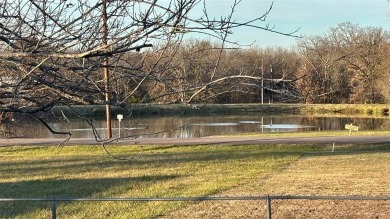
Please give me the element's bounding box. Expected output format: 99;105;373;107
301;103;390;116
226;129;390;137
1;143;390;218
49;103;390;119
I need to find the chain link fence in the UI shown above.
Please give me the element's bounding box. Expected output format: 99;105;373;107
1;196;389;218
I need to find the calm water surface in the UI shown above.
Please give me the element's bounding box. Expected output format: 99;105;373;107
5;114;389;138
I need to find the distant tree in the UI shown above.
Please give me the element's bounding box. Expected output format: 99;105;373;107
297;22;390;103
376;43;390;102
138;42;301;104
296;35;349;103
260;48;301;103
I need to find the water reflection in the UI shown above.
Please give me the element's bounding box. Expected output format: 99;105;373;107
2;115;390;139
261;124;314;132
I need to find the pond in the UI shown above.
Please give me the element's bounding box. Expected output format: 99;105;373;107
3;114;389;139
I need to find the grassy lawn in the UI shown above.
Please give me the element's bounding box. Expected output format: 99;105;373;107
1;143;390;218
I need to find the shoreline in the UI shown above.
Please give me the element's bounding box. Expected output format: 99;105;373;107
47;103;390;119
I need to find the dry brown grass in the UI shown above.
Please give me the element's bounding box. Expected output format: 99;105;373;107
162;144;390;218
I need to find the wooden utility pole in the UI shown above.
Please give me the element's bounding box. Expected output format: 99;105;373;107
270;65;273;104
261;58;264;104
102;0;112;138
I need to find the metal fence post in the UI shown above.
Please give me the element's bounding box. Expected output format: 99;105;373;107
267;195;272;219
51;197;57;219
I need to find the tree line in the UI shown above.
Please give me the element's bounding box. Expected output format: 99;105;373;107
109;22;390;104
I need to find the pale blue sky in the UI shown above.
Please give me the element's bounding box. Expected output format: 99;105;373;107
186;0;390;48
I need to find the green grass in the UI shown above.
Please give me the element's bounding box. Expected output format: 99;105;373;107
1;143;390;218
0;144;320;218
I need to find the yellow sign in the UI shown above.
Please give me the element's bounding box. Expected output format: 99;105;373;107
345;123;359;136
345;124;359;131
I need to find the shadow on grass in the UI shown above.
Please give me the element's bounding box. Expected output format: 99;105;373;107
302;143;390;157
0;175;179;218
1;148;302;179
2;144;389;175
103;143;390;164
102;144;309;164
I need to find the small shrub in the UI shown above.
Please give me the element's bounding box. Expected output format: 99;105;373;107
364;107;373;115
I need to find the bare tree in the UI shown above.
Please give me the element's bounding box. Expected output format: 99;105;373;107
0;0;298;139
297;22;390;104
136;41;301;104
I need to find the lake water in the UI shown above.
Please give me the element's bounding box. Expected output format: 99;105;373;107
3;114;389;139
